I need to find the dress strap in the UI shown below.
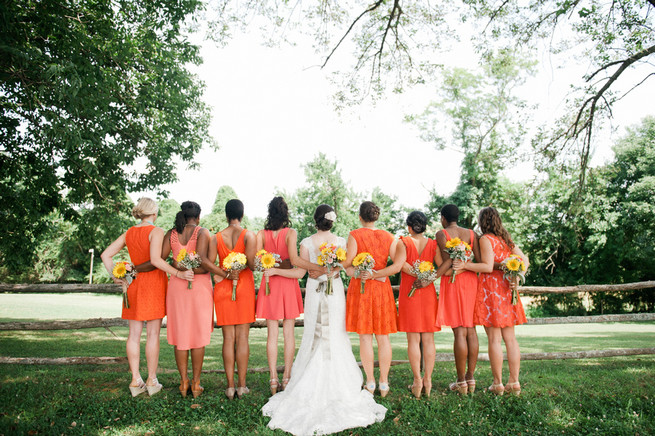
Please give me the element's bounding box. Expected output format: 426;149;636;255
469;229;475;244
442;229;451;240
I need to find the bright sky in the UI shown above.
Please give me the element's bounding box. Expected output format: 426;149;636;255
138;23;655;220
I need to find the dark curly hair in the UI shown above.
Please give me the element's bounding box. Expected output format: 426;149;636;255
359;201;380;223
264;196;291;231
441;204;459;223
314;204;335;231
225;199;244;221
406;211;427;234
478;207;514;249
174;201;201;233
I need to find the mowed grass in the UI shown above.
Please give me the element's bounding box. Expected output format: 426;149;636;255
0;293;654;435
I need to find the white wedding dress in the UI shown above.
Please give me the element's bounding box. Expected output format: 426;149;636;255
262;236;387;435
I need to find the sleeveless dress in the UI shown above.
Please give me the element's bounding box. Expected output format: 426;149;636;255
122;225;167;321
166;226;214;350
255;228;303;320
214;229;256;326
397;236;440;333
262;236;386;435
435;229;478;329
474;234;527;327
345;228;397;335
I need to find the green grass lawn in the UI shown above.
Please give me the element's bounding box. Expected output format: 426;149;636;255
1;293;654;434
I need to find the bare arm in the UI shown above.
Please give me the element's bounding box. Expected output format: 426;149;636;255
434;231;453;277
192;228;210;274
287;229;322;273
151;228;194;280
201;233;226;279
266;229;306;279
359;238;407;280
244;230;257;270
453;235;493;274
343;234;357;277
512;245;530;271
100;233;127;284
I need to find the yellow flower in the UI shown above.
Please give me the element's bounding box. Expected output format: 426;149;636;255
445;238;462;249
317;257;325;266
352;252;370;267
319;242;327;250
223;252;247;269
261;253;276;269
418;261;434;273
506;257;521;271
336;247;346;261
176;248;187;263
112;262;127;278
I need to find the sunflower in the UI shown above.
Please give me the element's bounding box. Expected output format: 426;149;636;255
112;262;127;278
418;261;434;273
445;237;462;249
352;252;369;267
506;257;521;271
317;257;325;266
176;248;187;263
261;253;276;269
256;249;267;257
336;247;347;262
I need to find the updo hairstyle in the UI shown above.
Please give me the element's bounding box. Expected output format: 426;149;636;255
478;207;515;249
175;201;201;233
406;211;427;234
132;197;158;220
314;204;335;231
264;196;291;231
225;199;244;221
441;204;460;223
359;201;380;223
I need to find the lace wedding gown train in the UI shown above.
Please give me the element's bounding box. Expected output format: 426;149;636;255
262;236;387;435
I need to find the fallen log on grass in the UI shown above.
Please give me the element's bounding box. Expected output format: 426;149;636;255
0;356;127;365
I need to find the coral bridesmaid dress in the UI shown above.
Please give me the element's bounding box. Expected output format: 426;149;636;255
435;229;478;328
345;228;398;335
166;226;214;350
397;236;440;333
474;234;527;327
255;228;303;320
122;225;167;321
214;229;256;326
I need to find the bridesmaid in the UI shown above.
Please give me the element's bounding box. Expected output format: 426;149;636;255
101;198;193;397
454;207;529;395
435;204;481;395
255;196;322;394
203;199;256;399
397;211;440;399
162;201;214;398
344;201;406;397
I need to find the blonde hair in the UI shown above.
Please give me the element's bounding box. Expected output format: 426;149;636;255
132;197;158;219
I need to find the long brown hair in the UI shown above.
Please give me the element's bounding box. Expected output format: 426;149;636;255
478;207;514;249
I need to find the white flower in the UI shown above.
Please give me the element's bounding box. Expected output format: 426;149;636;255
324;211;337;221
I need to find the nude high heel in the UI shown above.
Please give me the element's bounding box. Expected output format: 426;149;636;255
179;379;190;398
225;387;236;400
191;378;203;398
146;377;162;396
129;377;147;397
505;381;521;396
236;386;250;398
449;380;468;395
379;382;390;398
408;379;423;399
466;378;476;394
364;381;376;394
487;383;505;395
270;378;279;395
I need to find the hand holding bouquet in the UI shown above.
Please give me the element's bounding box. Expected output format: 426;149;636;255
352;252;375;294
408;260;437;297
500;254;527;305
176;248;201;289
112;261;137;308
316;243;347;295
223;252;248;301
255;250;281;295
444;237;474;283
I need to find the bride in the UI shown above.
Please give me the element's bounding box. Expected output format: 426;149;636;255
262;204;387;435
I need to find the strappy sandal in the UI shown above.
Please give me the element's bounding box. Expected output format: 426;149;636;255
379;382;390;398
129;377;147;397
364;380;376;394
269;378;279;395
191;378;203;398
225;387;236;400
146;377;163;396
408;379;423;399
466;378;476;394
487;383;505;395
236;386;250;398
449;380;468;395
281;377;290;391
505;381;521;396
179;378;190;398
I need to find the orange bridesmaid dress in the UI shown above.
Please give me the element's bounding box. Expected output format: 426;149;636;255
435;229;478;328
397;236;440;333
166;226;214;350
122;225;167;321
345;228;397;335
214;229;256;326
474;234;527;327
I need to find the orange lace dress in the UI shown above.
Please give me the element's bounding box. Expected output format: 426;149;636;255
435;229;478;328
397;236;440;333
122;225;167;321
345;228;397;335
255;228;303;320
214;229;256;326
474;234;527;327
166;226;214;350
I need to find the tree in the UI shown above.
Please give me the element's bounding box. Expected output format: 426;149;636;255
200;185;252;233
412;50;534;227
0;0;213;270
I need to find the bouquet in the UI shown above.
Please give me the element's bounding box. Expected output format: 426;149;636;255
255;250;281;295
500;254;527;305
112;261;137;309
408;260;438;297
222;252;248;301
176;248;201;289
316;243;347;295
444;237;474;283
352;252;375;294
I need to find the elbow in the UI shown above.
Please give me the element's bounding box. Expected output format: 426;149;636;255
482;265;493;274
